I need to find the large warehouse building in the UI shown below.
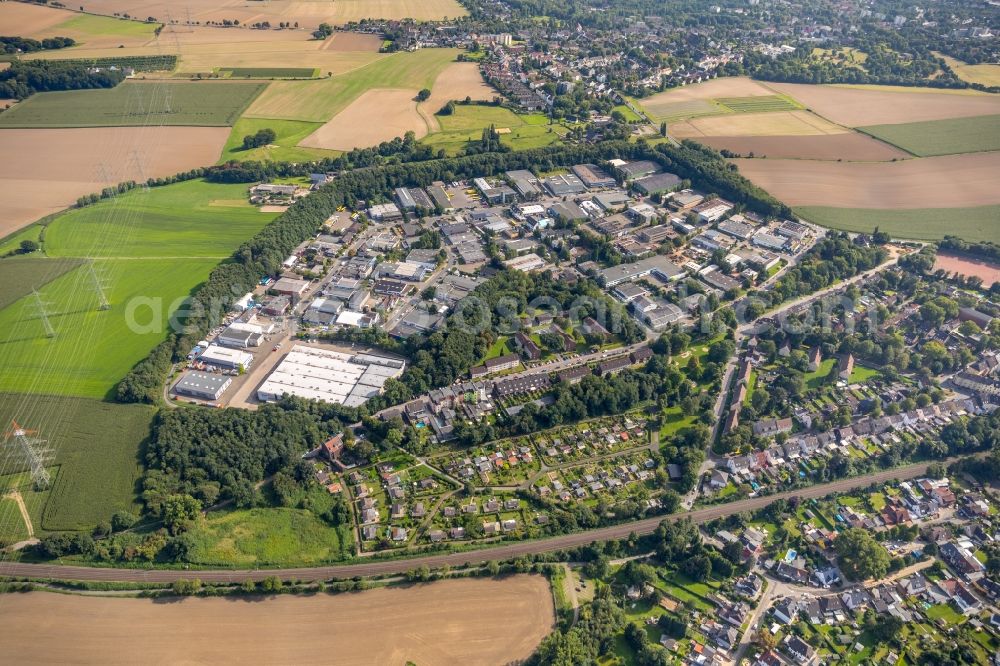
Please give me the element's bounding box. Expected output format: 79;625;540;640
257;345;405;407
172;371;233;401
199;345;254;370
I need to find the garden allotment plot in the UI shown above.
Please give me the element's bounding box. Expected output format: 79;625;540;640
0;180;277;398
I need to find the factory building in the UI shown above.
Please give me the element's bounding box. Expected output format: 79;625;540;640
172;371;232;401
257;345;405;407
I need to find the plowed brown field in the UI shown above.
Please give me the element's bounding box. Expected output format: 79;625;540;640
0;576;553;665
696;134;908;161
768;82;1000;126
732;152;1000;208
0;126;229;235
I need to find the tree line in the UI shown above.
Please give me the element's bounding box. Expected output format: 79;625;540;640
0;60;125;100
0;35;75;53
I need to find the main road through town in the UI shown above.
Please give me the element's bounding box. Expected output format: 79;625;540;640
0;454;975;584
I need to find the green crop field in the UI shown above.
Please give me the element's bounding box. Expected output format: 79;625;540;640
0;81;266;128
637;98;725;123
44;180;276;258
184;507;352;566
422;106;562;154
0;180;276;398
0;394;155;533
796;205;1000;243
716;95;802;113
220;117;340;163
221;67;318;79
0;259;220;397
859;114;1000;157
0;257;85;311
245;48;460;122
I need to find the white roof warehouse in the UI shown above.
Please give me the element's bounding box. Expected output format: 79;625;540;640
257;345;405;407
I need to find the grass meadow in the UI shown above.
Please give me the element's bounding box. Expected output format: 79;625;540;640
0;257;85;311
859;114;1000;157
44;180;277;258
0;81;266;128
795;205;1000;243
220;118;340;163
184;507;352;566
422;106;563;154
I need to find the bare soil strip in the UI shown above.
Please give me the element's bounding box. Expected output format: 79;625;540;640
0;577;554;666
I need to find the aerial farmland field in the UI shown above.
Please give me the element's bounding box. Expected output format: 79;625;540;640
220;118;337;163
858;114;1000;157
766;82;1000;126
795;205;1000;244
0;81;265;128
0;257;85;312
0;126;230;236
245;48;462;122
733;152;1000;210
669;109;845;138
43;180;276;258
0;577;552;664
695;134;908;161
0;180;276;398
0;394;156;534
68;0;467;27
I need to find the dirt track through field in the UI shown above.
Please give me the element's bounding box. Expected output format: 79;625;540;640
768;82;1000;126
732;152;1000;208
0;127;229;236
695;134;909;161
0;577;554;665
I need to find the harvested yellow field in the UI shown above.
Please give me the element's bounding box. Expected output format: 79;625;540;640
670;110;846;137
0;2;75;35
769;82;1000;126
645;76;776;106
325;32;384;52
61;0;465;28
733;152;1000;209
301;88;429;150
0;126;229;235
0;577;553;665
30;28;384;75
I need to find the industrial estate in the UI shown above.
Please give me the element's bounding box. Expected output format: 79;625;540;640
0;0;999;663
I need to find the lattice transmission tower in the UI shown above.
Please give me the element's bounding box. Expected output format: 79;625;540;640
3;421;54;490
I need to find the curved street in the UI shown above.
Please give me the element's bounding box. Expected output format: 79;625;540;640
0;455;970;584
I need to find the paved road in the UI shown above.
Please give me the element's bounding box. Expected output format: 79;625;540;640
0;455;973;584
